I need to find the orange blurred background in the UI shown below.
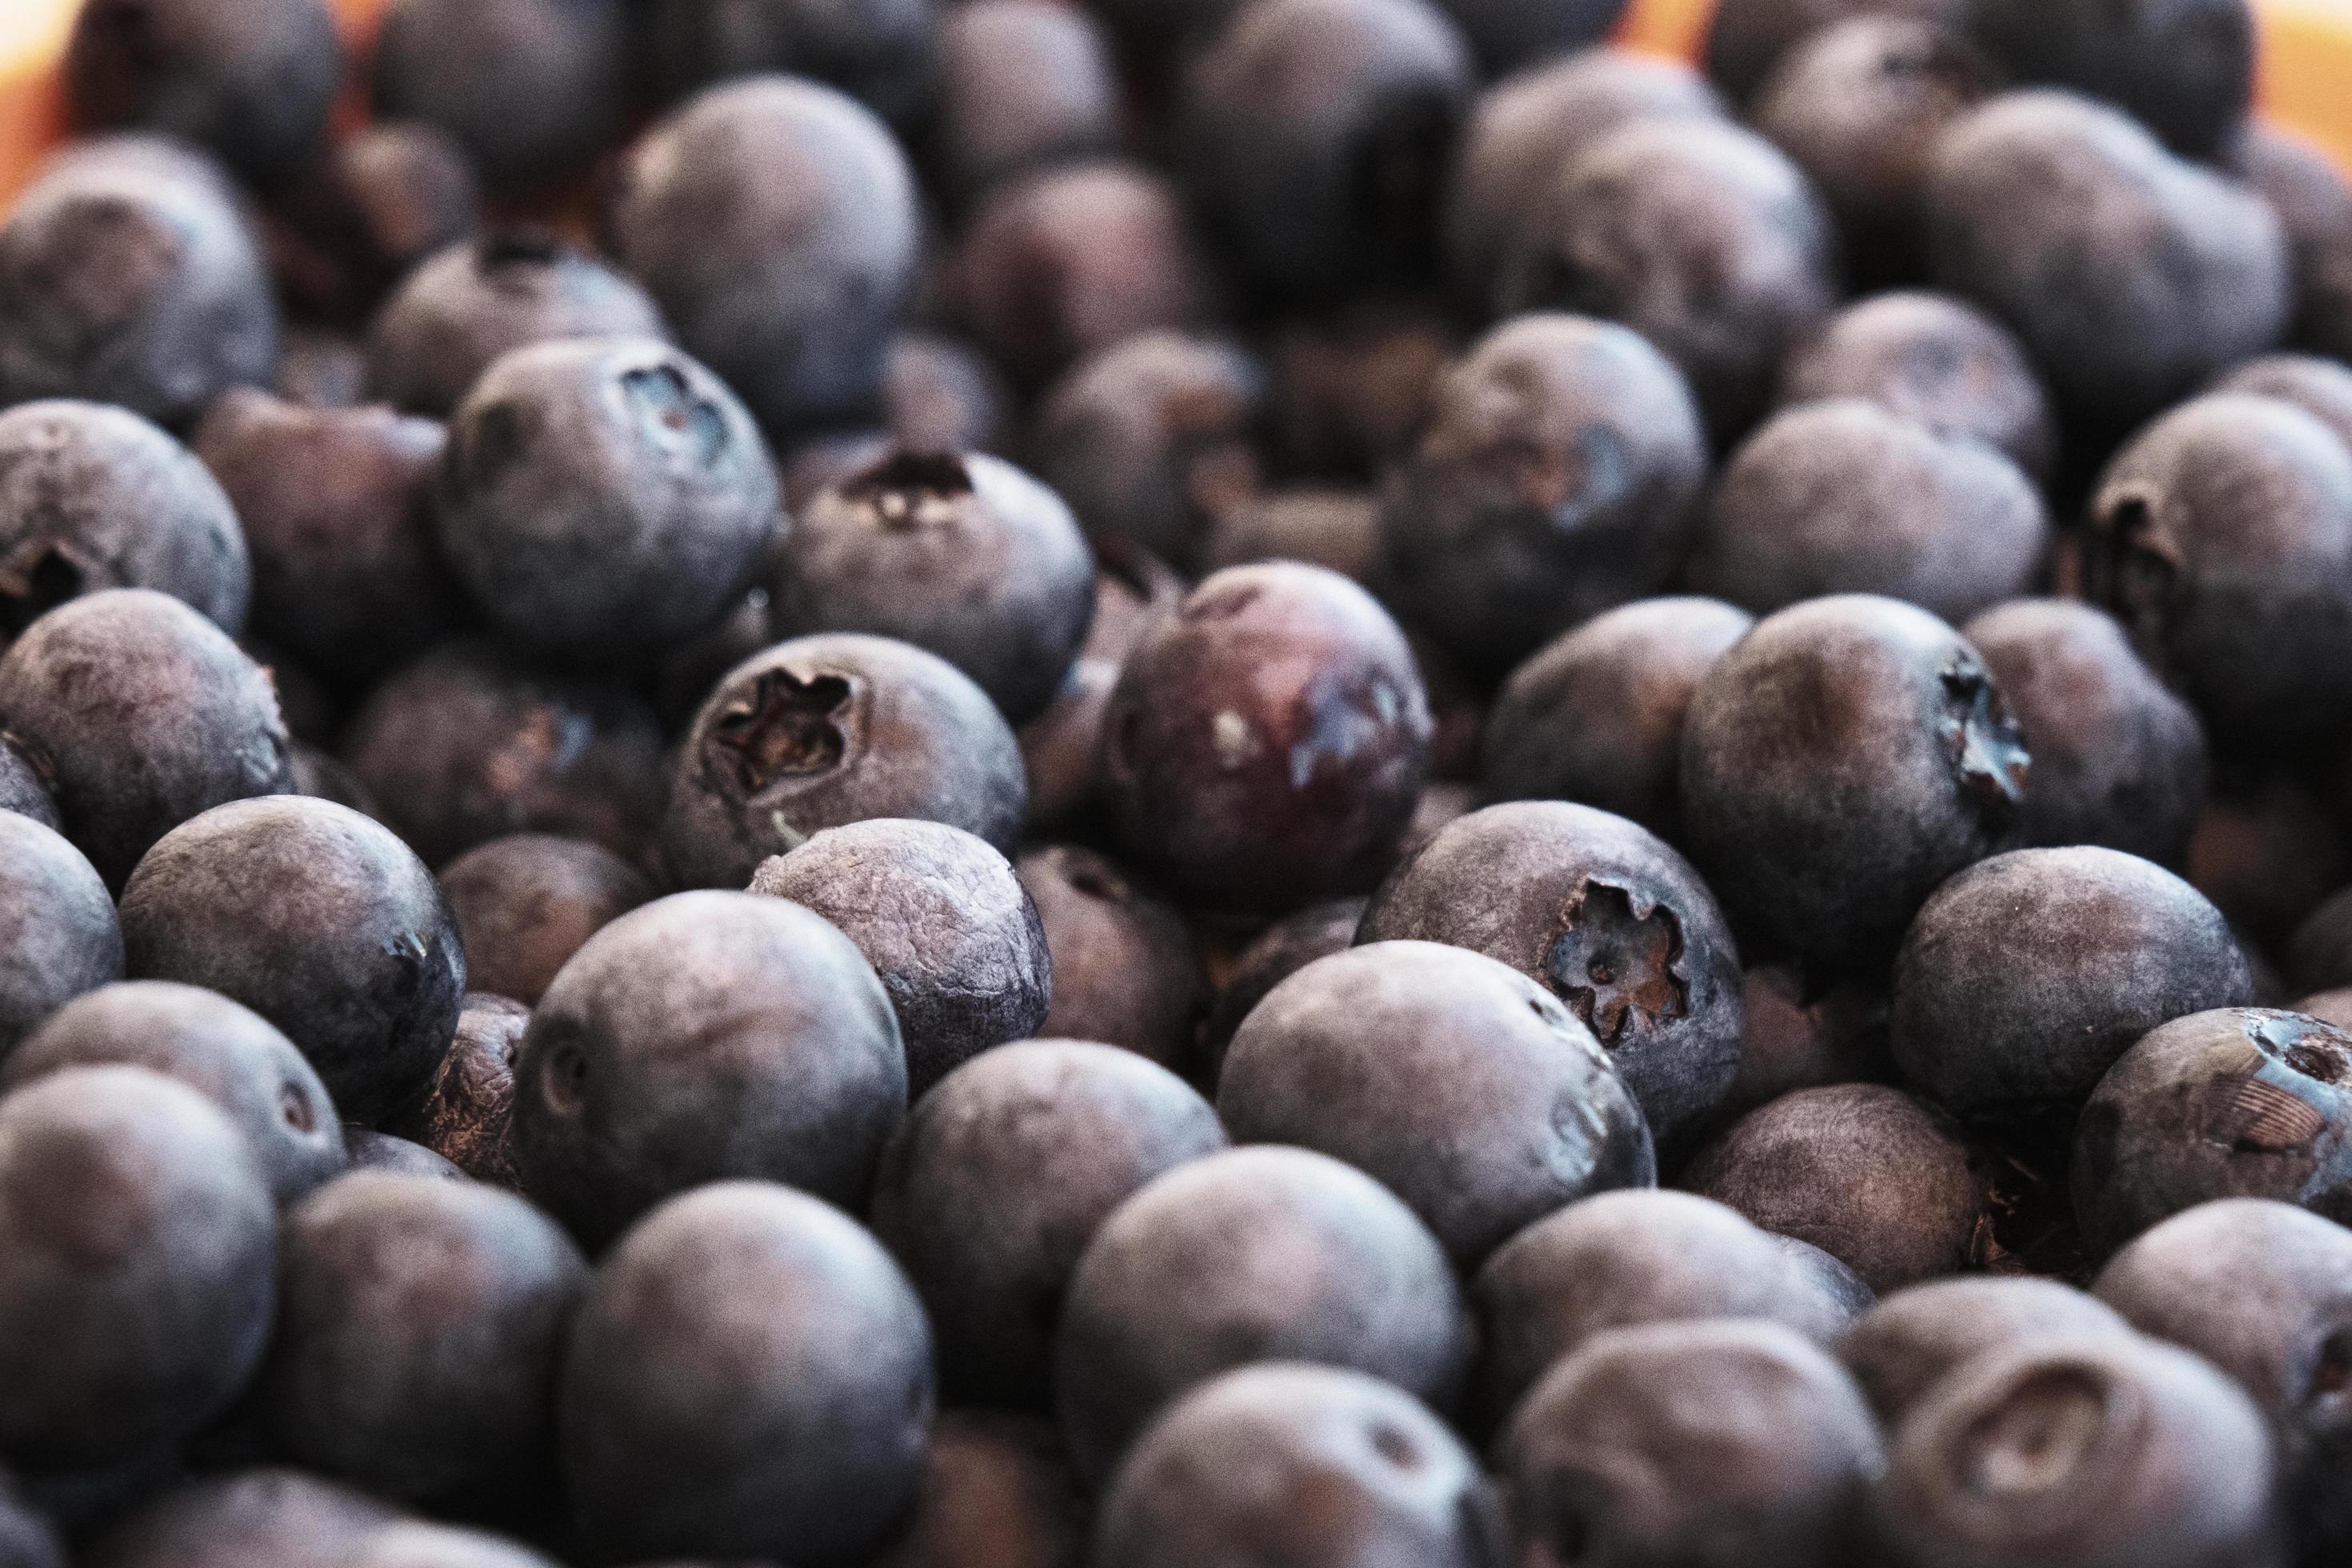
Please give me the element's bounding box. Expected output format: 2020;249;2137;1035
3;0;2351;206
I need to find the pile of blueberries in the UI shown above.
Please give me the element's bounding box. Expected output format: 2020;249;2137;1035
6;0;2352;1560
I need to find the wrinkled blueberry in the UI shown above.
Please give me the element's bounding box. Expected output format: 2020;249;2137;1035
750;819;1050;1094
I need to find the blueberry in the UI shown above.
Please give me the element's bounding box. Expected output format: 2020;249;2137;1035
1686;1083;1990;1292
1201;489;1382;585
1960;0;2252;157
750;819;1048;1094
343;1129;469;1182
1198;896;1366;1082
2082;392;2352;754
928;0;1122;205
1502;1319;1885;1568
1679;594;2027;973
1445;47;1724;303
949;163;1217;395
118;796;466;1126
364;234;669;420
0;400;249;638
193;390;460;683
1686;399;2046;626
885;334;1012;457
1018;658;1118;838
1378;315;1710;675
0;737;58;830
2073;1008;2352;1256
1926;90;2288;435
1102;562;1432;913
1274;311;1454;490
2231;130;2352;358
1703;0;1960;104
1776;290;2055;479
1221;940;1652;1265
0;138;277;429
770;450;1095;725
1872;1333;2280;1568
66;0;342;182
437;338;782;660
1359;801;1743;1147
2094;1199;2352;1558
1470;1189;1866;1433
1056;1145;1466;1482
0;588;291;888
81;1469;402;1568
266;123;482;329
1837;1276;2132;1424
0;1066;274;1468
387;996;528;1190
255;1172;585;1506
651;0;938;124
1725;964;1894;1118
441;836;654;1009
557;1182;932;1562
1482;598;1751;841
661;634;1027;890
608;77;922;433
1093;1364;1500;1568
2292;889;2352;996
2;981;342;1205
2218;353;2352;454
870;1039;1227;1406
1498;119;1836;438
2192;774;2351;958
1015;846;1205;1072
373;0;631;191
513;892;906;1246
1031;332;1267;574
1177;0;1473;300
274;328;369;410
1961;600;2209;866
1890;847;2250;1125
0;813;122;1057
341;641;669;870
872;1410;1085;1568
1753;18;1995;286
